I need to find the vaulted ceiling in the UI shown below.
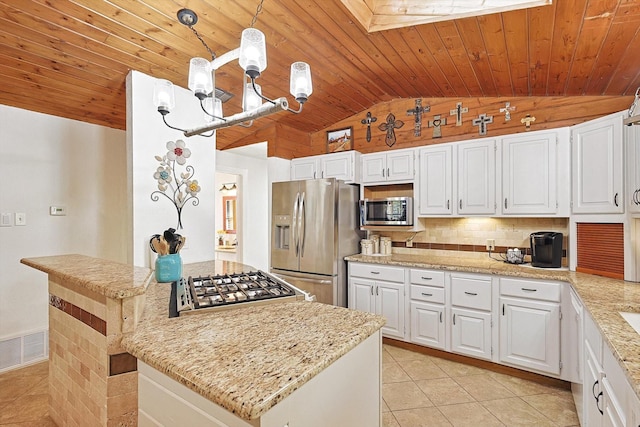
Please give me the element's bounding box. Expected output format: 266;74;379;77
1;0;639;149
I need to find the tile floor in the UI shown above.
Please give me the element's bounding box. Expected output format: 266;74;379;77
382;344;580;427
0;345;580;427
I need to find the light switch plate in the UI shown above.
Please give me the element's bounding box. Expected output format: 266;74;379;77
50;206;67;216
0;213;12;227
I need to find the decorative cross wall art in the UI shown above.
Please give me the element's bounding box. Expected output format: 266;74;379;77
360;111;377;142
378;113;404;147
500;102;516;121
521;114;536;130
428;115;448;138
406;99;429;136
472;113;494;136
449;102;468;126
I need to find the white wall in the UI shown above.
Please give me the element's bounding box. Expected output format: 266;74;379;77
0;105;126;339
127;71;217;267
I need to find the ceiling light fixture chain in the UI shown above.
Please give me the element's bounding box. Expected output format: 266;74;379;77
189;26;216;61
250;0;265;28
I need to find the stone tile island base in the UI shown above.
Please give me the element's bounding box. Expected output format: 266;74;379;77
48;276;143;426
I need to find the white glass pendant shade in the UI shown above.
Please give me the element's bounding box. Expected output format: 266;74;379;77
289;62;313;103
153;79;175;113
203;97;223;123
243;82;262;111
239;28;267;78
188;57;213;100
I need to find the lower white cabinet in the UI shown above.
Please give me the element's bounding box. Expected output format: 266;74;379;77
450;273;493;361
410;300;445;350
451;307;493;360
349;263;406;340
499;297;560;374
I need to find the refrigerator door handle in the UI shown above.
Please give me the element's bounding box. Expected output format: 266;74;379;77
293;192;300;256
299;191;306;257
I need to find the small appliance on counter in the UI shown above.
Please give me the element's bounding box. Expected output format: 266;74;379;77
530;231;563;268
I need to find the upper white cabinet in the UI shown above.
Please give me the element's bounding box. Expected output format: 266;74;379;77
290;151;360;183
571;112;624;214
457;139;496;215
501;131;558;215
626;123;640;214
361;149;414;184
418;145;453;215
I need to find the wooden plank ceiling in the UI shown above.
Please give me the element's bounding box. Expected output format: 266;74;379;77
0;0;639;150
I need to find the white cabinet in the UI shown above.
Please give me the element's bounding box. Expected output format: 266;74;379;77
417;145;453;215
626;123;640;214
409;269;446;350
290;151;360;183
571;112;624;214
349;263;406;340
501;131;558;215
361;150;414;184
450;273;493;360
457;139;496;215
498;278;561;375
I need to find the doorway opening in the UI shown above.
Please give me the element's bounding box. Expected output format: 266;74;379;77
215;171;240;263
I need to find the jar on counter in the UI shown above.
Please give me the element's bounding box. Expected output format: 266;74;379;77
361;239;373;255
155;253;182;282
380;237;392;255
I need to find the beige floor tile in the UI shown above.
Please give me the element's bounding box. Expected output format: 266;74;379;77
384;345;431;362
415;377;476;406
481;396;555;426
437;402;505;427
488;371;567;396
383;348;395;364
382;412;400;427
382;398;390;412
0;393;49;424
24;377;48;396
383;381;433;411
431;357;489;377
521;390;580;427
0;375;46;404
393;407;453;427
453;374;515;401
384;362;412;383
397;358;448;381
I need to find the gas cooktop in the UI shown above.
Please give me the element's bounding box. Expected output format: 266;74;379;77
171;270;306;316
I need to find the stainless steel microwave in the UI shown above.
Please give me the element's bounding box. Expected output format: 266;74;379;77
359;197;413;226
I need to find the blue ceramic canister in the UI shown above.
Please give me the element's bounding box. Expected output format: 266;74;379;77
155;253;182;282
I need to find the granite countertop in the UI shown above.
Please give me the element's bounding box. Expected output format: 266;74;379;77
121;260;386;420
346;253;640;401
21;254;153;299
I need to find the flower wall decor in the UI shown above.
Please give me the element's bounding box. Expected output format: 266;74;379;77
151;139;201;229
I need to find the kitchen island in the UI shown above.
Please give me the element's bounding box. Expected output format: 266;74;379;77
21;255;385;427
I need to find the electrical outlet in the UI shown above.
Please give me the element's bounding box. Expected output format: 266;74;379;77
486;239;495;251
15;212;26;226
406;238;413;248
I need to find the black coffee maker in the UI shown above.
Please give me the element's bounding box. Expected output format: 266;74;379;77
530;232;563;268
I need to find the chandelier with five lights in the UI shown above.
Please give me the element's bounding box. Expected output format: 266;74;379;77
152;3;313;137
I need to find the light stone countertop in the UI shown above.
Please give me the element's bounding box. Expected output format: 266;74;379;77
345;253;640;402
22;255;386;421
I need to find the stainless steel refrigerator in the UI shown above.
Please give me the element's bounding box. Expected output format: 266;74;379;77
270;178;362;307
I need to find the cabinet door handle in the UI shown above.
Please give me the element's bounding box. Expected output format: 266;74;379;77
371;271;380;275
370;286;374;296
464;291;477;296
321;171;324;178
421;292;433;297
421;277;433;280
459;199;462;210
387;168;390;177
614;192;619;207
634;189;639;205
313;171;316;179
502;304;505;315
376;286;379;296
453;313;456;325
521;288;537;292
382;168;385;177
447;200;450;210
440;311;443;323
504;198;508;209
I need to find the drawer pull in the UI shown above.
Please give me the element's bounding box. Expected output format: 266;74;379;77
521;288;537;292
464;291;478;296
440;311;443;323
371;271;380;275
421;292;433;297
421;277;433;280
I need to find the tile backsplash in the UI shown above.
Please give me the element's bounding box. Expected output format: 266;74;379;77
380;217;569;256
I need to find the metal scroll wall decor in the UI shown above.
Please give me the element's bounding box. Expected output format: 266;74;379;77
378;113;404;147
151;139;201;229
406;99;429;137
360;111;377;142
